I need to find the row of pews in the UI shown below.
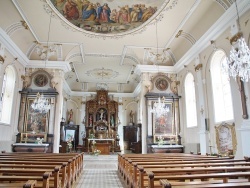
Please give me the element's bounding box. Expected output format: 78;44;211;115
118;153;250;188
0;152;84;188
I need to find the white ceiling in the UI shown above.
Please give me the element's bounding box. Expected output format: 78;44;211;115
1;0;249;96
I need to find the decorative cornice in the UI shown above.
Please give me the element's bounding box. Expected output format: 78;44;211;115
174;0;250;72
195;64;203;72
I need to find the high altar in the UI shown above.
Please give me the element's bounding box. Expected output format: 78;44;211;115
83;90;121;154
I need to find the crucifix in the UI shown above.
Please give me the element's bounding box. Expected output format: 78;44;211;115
237;77;248;119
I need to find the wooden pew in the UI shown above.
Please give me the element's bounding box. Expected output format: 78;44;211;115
0;156;79;186
0;171;51;188
0;166;61;188
0;152;83;188
159;179;250;188
0;180;37;188
132;161;250;188
147;171;250;188
125;159;246;187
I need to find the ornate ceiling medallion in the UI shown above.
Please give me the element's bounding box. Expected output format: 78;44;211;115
48;0;178;38
86;67;119;80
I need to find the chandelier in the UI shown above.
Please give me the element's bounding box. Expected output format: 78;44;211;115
150;96;169;117
31;92;51;113
31;12;53;113
35;44;57;60
146;19;168;64
222;0;250;82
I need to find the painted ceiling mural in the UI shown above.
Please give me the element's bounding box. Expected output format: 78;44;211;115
50;0;168;34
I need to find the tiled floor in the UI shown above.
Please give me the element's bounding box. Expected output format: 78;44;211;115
73;153;125;188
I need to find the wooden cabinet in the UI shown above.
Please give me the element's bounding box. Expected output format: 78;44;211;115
123;124;141;153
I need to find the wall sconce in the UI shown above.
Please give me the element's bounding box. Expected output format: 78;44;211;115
0;55;5;64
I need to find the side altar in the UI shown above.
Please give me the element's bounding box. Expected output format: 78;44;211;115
83;90;121;153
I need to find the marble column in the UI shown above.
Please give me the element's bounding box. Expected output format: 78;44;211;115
194;56;209;154
140;73;150;154
79;96;86;145
118;97;123;151
52;70;64;153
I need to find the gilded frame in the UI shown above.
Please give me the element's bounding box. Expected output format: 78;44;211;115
24;98;49;133
215;122;237;156
153;102;176;143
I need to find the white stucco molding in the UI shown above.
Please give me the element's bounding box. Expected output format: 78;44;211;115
174;0;250;73
0;28;29;66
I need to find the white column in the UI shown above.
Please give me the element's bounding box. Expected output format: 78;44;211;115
195;56;209;154
53;70;64;153
79;96;86;145
118;97;123;151
237;120;250;158
237;82;250;158
140;73;150;154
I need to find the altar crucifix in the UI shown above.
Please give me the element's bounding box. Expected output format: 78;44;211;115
237;77;248;119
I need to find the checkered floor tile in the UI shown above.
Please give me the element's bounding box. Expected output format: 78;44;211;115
73;154;125;188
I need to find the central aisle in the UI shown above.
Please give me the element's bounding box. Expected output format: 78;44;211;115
74;154;125;188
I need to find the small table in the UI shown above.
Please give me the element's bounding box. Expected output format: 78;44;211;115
87;138;114;154
12;143;49;153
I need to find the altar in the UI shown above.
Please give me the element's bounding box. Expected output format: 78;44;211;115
87;138;114;154
151;144;184;153
12;143;49;153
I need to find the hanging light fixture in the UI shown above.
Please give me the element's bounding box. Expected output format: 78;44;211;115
146;19;168;64
222;0;250;82
31;11;53;114
150;96;169;118
31;92;51;113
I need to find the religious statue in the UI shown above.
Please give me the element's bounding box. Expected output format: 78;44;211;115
129;110;135;124
68;109;73;124
110;115;114;126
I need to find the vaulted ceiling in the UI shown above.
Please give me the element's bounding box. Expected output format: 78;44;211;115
1;0;248;96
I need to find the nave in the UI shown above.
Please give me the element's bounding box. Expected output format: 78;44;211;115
74;154;124;188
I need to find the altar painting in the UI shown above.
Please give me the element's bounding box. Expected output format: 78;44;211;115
25;99;49;133
153;103;174;143
50;0;168;34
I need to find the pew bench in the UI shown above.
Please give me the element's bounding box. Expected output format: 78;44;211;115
0;172;51;188
159;179;250;188
147;171;250;188
0;180;37;188
129;161;250;188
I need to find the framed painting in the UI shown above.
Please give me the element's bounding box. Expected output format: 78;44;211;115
155;77;169;91
24;98;49;133
215;122;237;156
153;102;176;143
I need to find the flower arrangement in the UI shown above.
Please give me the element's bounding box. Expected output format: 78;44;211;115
91;140;101;156
35;138;44;144
157;136;164;146
66;135;73;153
93;149;101;156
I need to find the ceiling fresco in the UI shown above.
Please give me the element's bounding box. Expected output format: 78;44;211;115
50;0;167;34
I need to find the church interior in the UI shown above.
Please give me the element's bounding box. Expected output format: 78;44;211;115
1;0;250;186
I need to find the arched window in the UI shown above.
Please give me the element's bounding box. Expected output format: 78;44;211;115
0;65;16;124
184;73;197;127
210;50;234;123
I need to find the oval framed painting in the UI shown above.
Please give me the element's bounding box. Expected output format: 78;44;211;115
155;77;168;91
